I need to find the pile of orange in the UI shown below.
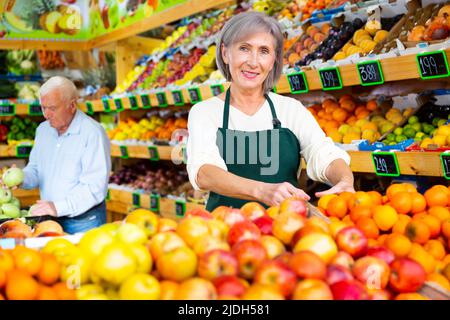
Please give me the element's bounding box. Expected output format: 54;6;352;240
0;246;76;300
318;183;450;292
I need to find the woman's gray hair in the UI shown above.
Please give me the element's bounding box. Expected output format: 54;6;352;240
216;11;284;92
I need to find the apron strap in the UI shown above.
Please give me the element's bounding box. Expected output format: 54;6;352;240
264;93;281;129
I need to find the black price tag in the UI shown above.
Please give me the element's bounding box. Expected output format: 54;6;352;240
106;189;111;201
140;94;151;109
150;193;160;212
416;50;450;80
357;60;384;86
132;193;141;207
188;87;202;103
318;67;343;91
102;99;111;113
175;200;186;218
440;153;450;180
287;72;308;94
148;146;160;161
371;152;400;177
28;103;43;116
172;90;184;106
156;92;168;107
129;96;139;110
120;145;129;159
0;103;15;116
114;98;124;112
15;145;32;158
181;146;187;164
210;84;224;96
85;101;94;115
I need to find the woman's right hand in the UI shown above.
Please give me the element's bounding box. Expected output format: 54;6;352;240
255;182;310;207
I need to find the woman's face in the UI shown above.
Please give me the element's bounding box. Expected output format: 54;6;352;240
222;31;276;92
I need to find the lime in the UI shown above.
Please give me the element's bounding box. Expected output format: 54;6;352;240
381;139;389;145
395;135;407;143
394;128;403;136
386;133;396;142
403;127;416;139
403;124;412;131
423;124;434;134
411;123;422;132
389;142;397;146
408;116;419;125
437;119;447;127
432;118;441;127
415;132;425;140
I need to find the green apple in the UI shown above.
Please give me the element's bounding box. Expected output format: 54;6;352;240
119;274;160;300
1;203;19;218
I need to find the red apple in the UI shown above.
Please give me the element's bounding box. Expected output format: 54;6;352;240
254;260;297;297
272;211;307;245
330;280;369;300
352;256;390;290
240;202;266;221
292;279;333;300
232;240;267;280
260;235;285;259
148;231;186;261
197;249;238;280
289;251;326;280
185;208;213;220
253;216;274;235
217;208;247;228
291;226;326;247
175;278;217;300
335;227;368;258
279;197;307;217
326;264;354;285
366;246;395;265
213;275;248;297
227;221;261;247
389;258;426;293
330;251;355;270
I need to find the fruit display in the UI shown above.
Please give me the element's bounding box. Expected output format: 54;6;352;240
0;219;65;238
405;4;450;44
0;167;29;220
37;50;65;70
300;0;335;21
276;0;302;21
3;117;40;144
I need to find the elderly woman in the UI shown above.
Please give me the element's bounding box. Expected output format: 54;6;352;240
187;11;354;211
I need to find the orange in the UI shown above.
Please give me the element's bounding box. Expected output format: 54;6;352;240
414;214;441;239
373;205;398;231
443;263;450;281
332;108;348;122
405;220;430;244
13;246;43;276
410;193;427;214
442;219;450;239
342;215;354;226
318;194;338;211
5;270;39;300
424;240;446;261
408;246;436;274
339;191;355;205
384;234;412;258
52;282;77;300
0;269;5;289
326;196;348;219
395;293;429;300
37;253;61;286
402;183;417;193
424;186;449;207
386;184;407;201
381;195;389;204
366;100;378;111
349;205;372;223
356;217;379;239
426;273;450;291
352;191;373;207
0;249;14;272
329;220;347;239
377;234;388;246
367;191;382;206
36;285;59;300
392;214;412;234
428;206;450;222
340;100;356;112
390;192;412;215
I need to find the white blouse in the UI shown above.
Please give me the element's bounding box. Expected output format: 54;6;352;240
186;92;351;191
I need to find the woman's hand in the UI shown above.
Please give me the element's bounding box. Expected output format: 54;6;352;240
315;180;355;198
256;182;310;207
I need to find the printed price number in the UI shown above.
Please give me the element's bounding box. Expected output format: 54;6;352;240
357;60;384;86
318;67;342;91
140;94;151;109
287;72;308;94
416;51;450;80
0;103;15;116
148;146;160;161
371;152;400;177
132;193;141;207
150;193;160;212
188;87;202;103
16;145;32;158
210;84;224;96
156;92;168;107
85;101;94;115
101;99;111;113
175;200;186;217
114;98;124;111
120;145;129;159
129;96;139;110
172;90;184;106
28;103;43;116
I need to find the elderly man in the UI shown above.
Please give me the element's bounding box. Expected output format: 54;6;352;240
21;76;111;234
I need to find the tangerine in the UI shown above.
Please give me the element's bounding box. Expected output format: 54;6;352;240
367;191;382;205
414;214;441;239
53;282;77;300
326;196;348;219
350;205;372;222
5;270;39;300
410;193;427;215
428;206;450;222
386;184;407;201
426;273;450;291
37;253;61;285
318;194;338;211
13;246;43;276
424;187;449;207
442;219;450;239
391;192;413;214
0;269;5;289
384;234;412;258
373;205;398;231
424;240;446;261
356;217;379;239
405;220;430;244
392;214;412;235
0;250;14;272
408;246;436;274
36;285;59;300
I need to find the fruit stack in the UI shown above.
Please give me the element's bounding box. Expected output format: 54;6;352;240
300;0;335;21
0;220;65;239
0;167;28;220
317;183;450;296
405;4;450;44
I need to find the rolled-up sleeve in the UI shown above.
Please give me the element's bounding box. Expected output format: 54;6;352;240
186;106;227;191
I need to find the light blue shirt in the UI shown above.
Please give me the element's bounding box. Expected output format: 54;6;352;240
22;109;111;218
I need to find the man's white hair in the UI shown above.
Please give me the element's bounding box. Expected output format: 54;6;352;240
39;76;78;103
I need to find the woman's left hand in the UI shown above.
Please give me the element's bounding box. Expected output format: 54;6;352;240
315;180;355;198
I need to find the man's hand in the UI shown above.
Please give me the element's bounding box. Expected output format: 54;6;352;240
30;200;57;217
256;182;311;207
315;180;355;198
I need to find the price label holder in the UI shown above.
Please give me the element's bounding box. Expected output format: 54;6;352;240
172;90;185;106
287;72;308;94
210;84;224;96
150;193;160;213
356;60;384;86
85;101;94;115
140;94;151;109
0;238;16;249
101;99;111;113
16;145;32;158
416;50;450;80
114;98;124;112
148;146;160;161
318;67;343;91
106;189;111;201
371;151;400;177
129;96;139;110
28;103;43;116
0;102;16;116
156;92;168;107
181;146;187;164
132;193;141;207
188;87;202;104
440;152;450;180
272;86;277;93
119;145;129;159
175;200;186;218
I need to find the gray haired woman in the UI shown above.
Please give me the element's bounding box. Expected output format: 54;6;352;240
187;11;354;211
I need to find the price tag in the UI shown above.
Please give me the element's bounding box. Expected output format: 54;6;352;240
272;87;277;93
106;189;111;201
150;193;160;212
148;146;160;161
85;101;94;115
172;90;184;106
357;60;384;86
101;99;111;113
114;98;124;112
371;152;400;177
132;193;141;207
287;72;308;94
0;238;16;249
156;92;168;107
318;67;343;91
175;200;186;218
416;50;450;80
188;87;202;103
0;103;15;116
140;94;151;109
15;145;32;158
440;153;450;180
120;145;129;159
181;146;187;164
28;103;43;116
210;84;224;96
129;96;139;110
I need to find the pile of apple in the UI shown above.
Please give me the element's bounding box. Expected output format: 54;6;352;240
0;167;29;220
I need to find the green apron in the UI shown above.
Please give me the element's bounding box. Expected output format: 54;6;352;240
206;88;302;211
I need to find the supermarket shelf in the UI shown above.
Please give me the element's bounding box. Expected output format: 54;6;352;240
0;103;43;116
110;144;184;162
